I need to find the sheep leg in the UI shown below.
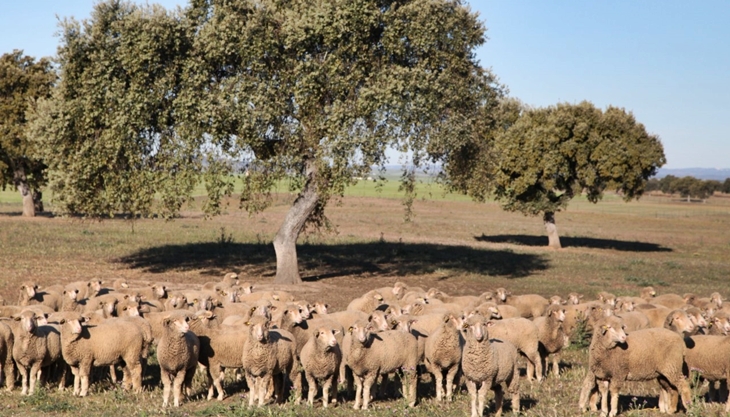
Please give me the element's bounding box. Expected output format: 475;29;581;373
552;353;561;377
173;370;186;407
492;384;504;417
29;362;42;395
259;375;272;407
362;373;377;410
305;372;317;406
445;364;459;402
18;365;29;396
205;369;215;400
578;372;597;411
70;366;80;396
353;374;364;410
507;363;520;413
183;365;195;398
161;369;172;407
109;365;117;384
608;381;621;417
322;375;335;408
425;360;443;401
247;374;257;407
3;359;15;391
79;364;92;397
121;366;131;390
656;377;670;413
210;363;225;401
405;369;417;407
128;363;143;394
466;379;479;417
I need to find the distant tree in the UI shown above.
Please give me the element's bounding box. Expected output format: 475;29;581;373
645;178;661;192
659;175;678;194
490;101;665;248
0;50;55;216
723;178;730;194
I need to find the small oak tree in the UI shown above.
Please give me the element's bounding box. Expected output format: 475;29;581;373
491;101;666;248
0;51;55;216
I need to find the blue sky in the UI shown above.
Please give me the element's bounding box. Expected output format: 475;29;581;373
1;1;727;169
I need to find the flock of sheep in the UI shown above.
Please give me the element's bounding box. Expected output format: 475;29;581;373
0;274;729;416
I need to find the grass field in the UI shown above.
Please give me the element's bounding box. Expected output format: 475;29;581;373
0;185;729;416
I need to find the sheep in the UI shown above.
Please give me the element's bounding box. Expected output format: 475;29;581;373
188;310;249;400
0;320;15;391
18;283;62;311
649;291;688;310
663;309;696;336
568;292;584;305
682;306;708;335
461;314;520;417
682;335;730;409
578;315;692;416
347;290;385;314
549;295;566;305
494;288;548;319
202;272;239;291
426;288;481;310
82;294;119;317
470;302;503;320
614;311;651;332
374;282;408;304
343;320;418;410
57;313;145;396
64;280;103;301
596;291;617;308
164;292;189;311
241;315;296;407
157;314;200;407
10;310;63;395
423;314;463;402
300;327;342;408
475;316;543;382
146;310;196;344
635;303;673;328
532;304;569;378
708;311;730;336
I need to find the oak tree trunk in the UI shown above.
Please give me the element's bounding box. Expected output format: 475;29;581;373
272;161;319;284
544;211;561;249
14;166;35;217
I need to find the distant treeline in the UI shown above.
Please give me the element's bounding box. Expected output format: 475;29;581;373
646;176;730;200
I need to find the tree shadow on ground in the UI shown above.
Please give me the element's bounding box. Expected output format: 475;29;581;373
474;234;672;252
117;240;549;280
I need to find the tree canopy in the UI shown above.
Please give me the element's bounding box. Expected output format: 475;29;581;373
31;0;502;283
0;50;55;216
444;100;665;248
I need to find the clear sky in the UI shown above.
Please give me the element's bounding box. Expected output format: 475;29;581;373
1;1;728;169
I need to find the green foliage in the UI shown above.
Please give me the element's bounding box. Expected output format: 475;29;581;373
29;1;199;218
0;50;55;199
491;101;666;217
657;175;723;201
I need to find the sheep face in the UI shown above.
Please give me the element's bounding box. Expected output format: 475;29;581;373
316;328;339;349
685;308;707;330
349;322;371;344
596;317;628;348
711;292;723;308
21;283;37;299
16;311;37;334
598;292;616;307
495;288;509;302
217;289;237;303
568;292;583;305
297;303;312;320
713;315;730;335
463;316;489;342
88;280;103;296
368;312;390;332
640;286;656;299
285;307;303;325
392;317;416;333
60;317;84;335
121;304;140;317
166;316;190;335
549;295;565;305
665;310;695;335
311;302;328;315
152;285;167;299
393;282;407;299
239;282;253;294
547;306;566;322
249;318;270;343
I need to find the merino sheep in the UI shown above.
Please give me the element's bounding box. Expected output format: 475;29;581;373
241;316;296;407
347;290;385;314
343;320;418;410
18;283;62;311
597;291;617;308
533;305;569;378
682;335;730;409
494;288;548;319
65;280;103;301
634;303;673;328
461;314;520;417
708;311;730;336
202;272;239;291
614;311;651;332
57;313;145;396
157;314;200;407
300;327;342;408
663;309;696;336
477;316;543;382
578;316;692;416
10;311;62;395
568;292;584;305
424;314;463;402
0;320;15;391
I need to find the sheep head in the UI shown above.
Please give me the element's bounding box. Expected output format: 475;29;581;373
664;310;695;335
595;316;627;348
164;315;190;336
315;327;339;350
248;316;270;343
463;315;489;342
349;321;372;344
495;288;509;302
568;292;583;305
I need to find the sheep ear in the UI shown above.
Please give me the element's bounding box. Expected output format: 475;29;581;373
333;329;340;335
269;306;278;312
348;326;353;333
325;304;329;308
444;315;451;323
272;295;280;301
59;319;66;324
367;314;373;322
13;316;20;321
485;321;495;327
162;318;171;327
600;325;609;334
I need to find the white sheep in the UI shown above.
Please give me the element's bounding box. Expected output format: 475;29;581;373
532;304;569;378
10;311;62;395
343;320;418;410
346;290;385;314
0;320;15;391
578;315;692;416
300;327;342;408
461;314;520;417
494;288;548;319
241;315;296;407
682;334;730;409
57;313;145;396
423;314;463;402
157;314;200;407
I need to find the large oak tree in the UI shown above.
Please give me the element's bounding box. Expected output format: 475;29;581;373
32;0;501;284
0;51;55;216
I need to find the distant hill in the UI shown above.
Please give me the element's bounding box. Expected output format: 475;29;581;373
655;168;730;181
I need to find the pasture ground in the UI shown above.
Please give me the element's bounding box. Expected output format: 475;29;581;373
0;182;729;416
